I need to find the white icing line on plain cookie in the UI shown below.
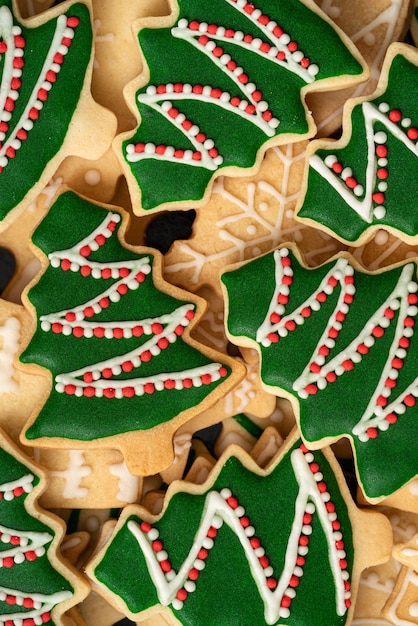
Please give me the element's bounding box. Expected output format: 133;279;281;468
109;458;140;502
49;450;91;499
0;316;20;393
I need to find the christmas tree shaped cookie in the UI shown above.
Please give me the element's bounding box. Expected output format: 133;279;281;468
296;43;418;245
86;430;390;625
0;429;88;625
118;0;367;213
19;190;244;475
222;246;418;502
0;0;116;232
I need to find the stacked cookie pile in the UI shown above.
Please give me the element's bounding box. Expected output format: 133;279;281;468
0;0;417;624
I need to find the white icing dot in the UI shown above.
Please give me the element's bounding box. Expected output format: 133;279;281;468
148;528;159;541
328;6;341;18
363;33;376;46
374;131;387;144
245;525;255;537
84;169;101;186
185;580;196;592
409;602;418;617
374;230;389;246
172;599;183;610
373;206;386;220
85;515;100;532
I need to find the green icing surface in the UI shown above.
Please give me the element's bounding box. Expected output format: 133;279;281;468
123;0;364;211
21;191;231;443
297;49;418;243
93;441;354;625
222;248;418;500
0;1;92;223
0;442;73;623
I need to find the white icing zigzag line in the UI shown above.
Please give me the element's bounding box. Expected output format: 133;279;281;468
171;24;278;133
225;0;319;82
0;6;19;119
126;96;223;171
56;361;225;397
0;316;20;394
53;303;195;381
0;11;76;168
128;448;349;624
0;473;34;499
256;250;418;441
256;249;354;347
49;212;122;270
309;102;418;224
0;586;72;623
0;523;52;568
129;0;328;170
44;211;227;398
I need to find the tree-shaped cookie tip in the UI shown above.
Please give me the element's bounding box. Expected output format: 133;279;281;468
19;190;243;475
120;0;367;213
297;43;418;245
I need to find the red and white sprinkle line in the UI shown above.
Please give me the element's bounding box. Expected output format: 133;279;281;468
56;363;228;399
128;445;350;620
257;250;356;355
49;212;124;275
0;474;33;502
0;545;46;570
175;20;279;127
0;584;72;625
187;3;319;83
0;13;80;172
299;444;351;612
40;264;154;338
128;0;332;170
126;99;223;170
321;101;418;221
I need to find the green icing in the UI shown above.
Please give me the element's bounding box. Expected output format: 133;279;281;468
92;440;354;625
0;441;73;624
21;191;232;443
123;0;364;211
297;48;418;243
0;1;92;223
222;248;418;500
